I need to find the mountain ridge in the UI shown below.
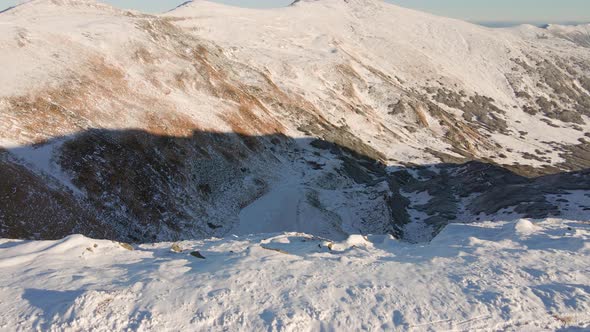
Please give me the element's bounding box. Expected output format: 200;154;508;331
0;0;120;14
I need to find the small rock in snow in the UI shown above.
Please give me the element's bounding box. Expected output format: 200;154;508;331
190;251;206;259
171;243;184;253
118;242;134;251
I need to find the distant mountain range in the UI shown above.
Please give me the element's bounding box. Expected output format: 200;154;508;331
477;21;590;28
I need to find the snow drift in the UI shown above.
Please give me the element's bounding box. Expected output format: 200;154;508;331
0;218;589;331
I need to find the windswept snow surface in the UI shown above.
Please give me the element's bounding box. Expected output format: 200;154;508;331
1;219;589;331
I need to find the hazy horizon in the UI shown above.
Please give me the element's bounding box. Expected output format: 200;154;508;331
0;0;589;26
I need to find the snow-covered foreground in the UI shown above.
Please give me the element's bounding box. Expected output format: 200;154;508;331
0;219;589;331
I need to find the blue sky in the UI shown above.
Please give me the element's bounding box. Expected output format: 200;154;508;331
1;0;589;24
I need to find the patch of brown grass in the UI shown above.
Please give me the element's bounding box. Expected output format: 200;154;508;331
221;101;284;139
553;314;576;325
335;63;364;99
133;46;156;64
410;103;430;128
1;52;203;143
143;110;197;138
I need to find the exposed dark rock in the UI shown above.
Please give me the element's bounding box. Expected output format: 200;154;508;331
515;90;531;99
57;129;277;242
0;150;113;240
394;161;589;238
433;88;508;133
557;141;590;171
1;129;588;244
190;251;206;259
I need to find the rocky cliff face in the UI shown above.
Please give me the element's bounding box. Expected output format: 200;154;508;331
0;0;589;242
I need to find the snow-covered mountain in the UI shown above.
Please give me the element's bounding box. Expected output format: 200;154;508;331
0;0;589;242
1;1;590;330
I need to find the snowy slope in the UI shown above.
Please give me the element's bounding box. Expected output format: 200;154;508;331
545;24;590;48
0;218;589;331
167;0;590;167
0;0;589;241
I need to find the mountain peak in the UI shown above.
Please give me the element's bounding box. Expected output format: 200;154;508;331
167;0;388;17
2;0;116;15
166;0;242;12
290;0;381;6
